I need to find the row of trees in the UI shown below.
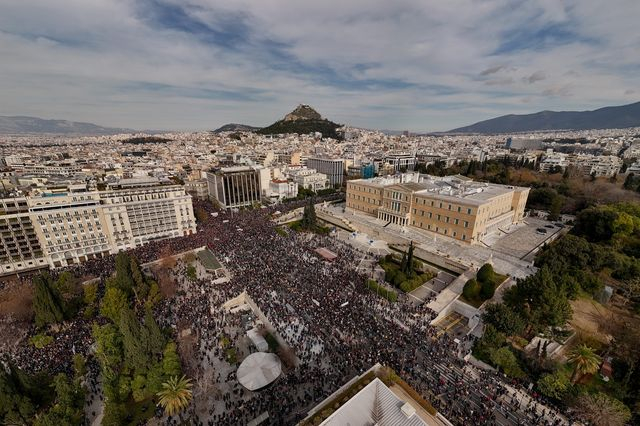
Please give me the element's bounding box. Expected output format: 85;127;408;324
0;355;86;426
93;252;189;425
379;247;433;293
33;271;83;328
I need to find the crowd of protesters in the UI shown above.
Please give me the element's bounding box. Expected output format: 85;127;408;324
4;195;575;425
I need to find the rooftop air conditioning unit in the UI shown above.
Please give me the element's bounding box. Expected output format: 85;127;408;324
401;402;416;418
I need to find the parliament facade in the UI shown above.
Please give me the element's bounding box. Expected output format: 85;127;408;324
346;173;529;244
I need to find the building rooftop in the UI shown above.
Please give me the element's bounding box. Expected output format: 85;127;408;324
320;378;428;426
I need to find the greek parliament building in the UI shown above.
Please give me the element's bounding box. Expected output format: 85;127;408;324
346;173;529;244
0;183;196;276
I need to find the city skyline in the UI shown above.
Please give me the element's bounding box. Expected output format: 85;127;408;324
1;0;639;131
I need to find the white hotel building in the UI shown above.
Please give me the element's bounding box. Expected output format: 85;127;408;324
0;184;196;275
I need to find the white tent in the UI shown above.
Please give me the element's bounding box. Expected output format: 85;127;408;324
237;352;282;391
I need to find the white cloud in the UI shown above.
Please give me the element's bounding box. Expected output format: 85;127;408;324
0;0;638;131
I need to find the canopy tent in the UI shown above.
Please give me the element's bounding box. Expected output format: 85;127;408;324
237;352;282;391
314;247;338;262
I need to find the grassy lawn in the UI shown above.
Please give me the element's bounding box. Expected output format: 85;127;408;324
459;294;484;308
275;226;288;237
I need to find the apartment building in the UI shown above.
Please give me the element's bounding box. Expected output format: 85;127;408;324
306;157;344;187
575;155;622;177
346;173;529;244
0;198;48;275
0;184;196;274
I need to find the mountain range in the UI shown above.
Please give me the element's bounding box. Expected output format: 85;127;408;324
449;101;640;133
0;115;134;135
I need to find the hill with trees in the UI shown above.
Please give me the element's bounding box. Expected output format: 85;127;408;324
256;104;343;140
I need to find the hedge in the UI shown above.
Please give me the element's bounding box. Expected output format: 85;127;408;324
366;280;398;302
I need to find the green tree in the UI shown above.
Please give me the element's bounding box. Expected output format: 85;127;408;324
130;256;149;301
573;206;620;242
477;263;495;283
482;303;525;336
113;252;134;295
156;375;193;416
101;402;126;426
480;279;496;300
463;278;481;300
92;323;123;380
72;354;86;380
548;194;564;221
301;198;317;230
131;374;148;402
0;368;36;426
118;308;150;373
54;271;77;298
36;374;84;426
33;273;65;328
537;372;570;400
100;287;128;323
162;343;181;377
567;344;601;383
144;308;165;358
82;282;98;306
474;324;506;361
573;392;631;426
404;241;415;275
490;347;525;378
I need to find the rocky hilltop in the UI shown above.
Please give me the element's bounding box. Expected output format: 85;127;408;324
257;105;342;139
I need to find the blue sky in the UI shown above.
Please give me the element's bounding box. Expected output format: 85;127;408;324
0;0;638;131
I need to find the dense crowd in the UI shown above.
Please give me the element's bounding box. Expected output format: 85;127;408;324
5;195;576;425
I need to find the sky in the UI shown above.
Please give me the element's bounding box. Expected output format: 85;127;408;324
0;0;639;132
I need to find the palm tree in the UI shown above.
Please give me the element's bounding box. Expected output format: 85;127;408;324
567;344;601;384
157;375;193;416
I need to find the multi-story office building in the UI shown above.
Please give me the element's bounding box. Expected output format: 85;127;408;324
346;173;529;244
206;166;267;209
306;157;344;187
384;153;416;172
0;184;196;275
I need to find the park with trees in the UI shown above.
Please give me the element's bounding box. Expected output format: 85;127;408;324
1;252;190;426
474;202;640;424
